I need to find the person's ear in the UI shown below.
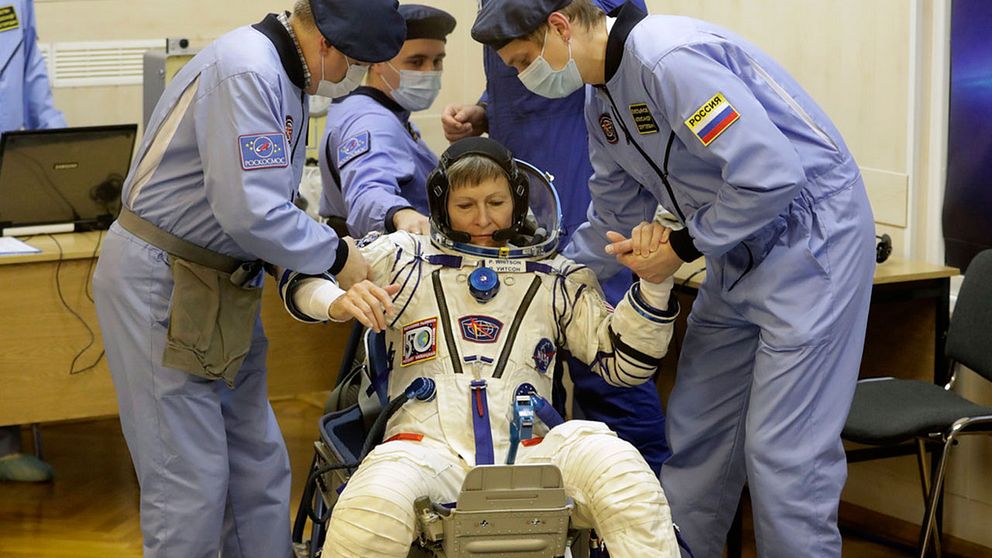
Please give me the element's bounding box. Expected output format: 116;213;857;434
547;12;571;42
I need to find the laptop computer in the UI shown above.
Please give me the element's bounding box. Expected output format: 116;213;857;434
0;124;138;236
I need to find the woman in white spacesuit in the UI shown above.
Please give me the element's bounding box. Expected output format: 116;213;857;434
281;137;681;558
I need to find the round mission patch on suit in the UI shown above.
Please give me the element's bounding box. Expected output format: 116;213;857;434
599;113;619;144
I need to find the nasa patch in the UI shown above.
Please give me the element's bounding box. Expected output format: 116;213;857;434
402;317;437;366
458;315;503;344
239;132;289;171
532;338;556;373
599;113;619;144
337;131;371;169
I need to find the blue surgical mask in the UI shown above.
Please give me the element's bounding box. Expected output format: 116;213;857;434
517;29;584;99
385;63;442;111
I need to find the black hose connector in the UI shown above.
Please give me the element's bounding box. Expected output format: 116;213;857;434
359;378;436;461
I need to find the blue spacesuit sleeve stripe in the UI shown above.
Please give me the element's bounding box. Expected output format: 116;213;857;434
627;283;679;323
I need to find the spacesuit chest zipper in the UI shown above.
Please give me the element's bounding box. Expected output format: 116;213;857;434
602;86;687;223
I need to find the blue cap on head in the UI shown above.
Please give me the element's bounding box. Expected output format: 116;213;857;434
471;0;570;50
310;0;407;63
399;4;456;42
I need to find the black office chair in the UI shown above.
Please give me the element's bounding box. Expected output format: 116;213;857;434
843;249;992;557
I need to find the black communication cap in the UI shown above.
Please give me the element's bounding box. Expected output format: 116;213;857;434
399;4;457;42
310;0;407;63
471;0;569;50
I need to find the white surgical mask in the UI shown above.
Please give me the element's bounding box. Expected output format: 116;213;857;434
316;53;367;99
385;63;442;111
517;29;584;99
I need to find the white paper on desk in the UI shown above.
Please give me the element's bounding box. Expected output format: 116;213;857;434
0;237;42;255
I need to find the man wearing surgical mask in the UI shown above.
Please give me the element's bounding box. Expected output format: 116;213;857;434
473;1;876;557
318;4;455;238
92;1;406;556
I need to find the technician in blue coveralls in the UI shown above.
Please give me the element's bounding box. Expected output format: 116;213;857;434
0;0;64;483
91;1;405;556
318;4;455;238
473;1;876;557
441;0;670;476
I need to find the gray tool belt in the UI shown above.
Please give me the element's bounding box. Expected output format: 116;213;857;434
118;207;264;387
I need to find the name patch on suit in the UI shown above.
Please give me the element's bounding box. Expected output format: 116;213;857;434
337;131;371;168
459;315;503;344
628;103;659;135
685;92;740;146
238;133;288;171
0;6;19;32
402;317;437;366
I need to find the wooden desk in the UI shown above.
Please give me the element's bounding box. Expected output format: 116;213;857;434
0;232;349;426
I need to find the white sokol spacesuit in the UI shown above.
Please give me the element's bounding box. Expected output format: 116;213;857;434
282;139;681;557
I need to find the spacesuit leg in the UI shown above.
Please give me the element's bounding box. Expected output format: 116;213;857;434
323;439;465;558
218;328;293;558
660;288;758;558
568;355;670;475
519;420;679;558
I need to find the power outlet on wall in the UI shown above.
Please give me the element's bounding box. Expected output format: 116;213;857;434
166;38;192;55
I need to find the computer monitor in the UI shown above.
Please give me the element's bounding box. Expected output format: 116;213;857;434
0;124;138;236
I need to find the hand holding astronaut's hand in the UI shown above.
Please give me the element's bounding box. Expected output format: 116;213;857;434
441;104;488;142
335;237;369;290
605;225;683;283
329;281;401;332
607;221;671;257
392;208;430;235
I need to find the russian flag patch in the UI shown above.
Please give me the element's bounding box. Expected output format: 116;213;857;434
239;132;288;171
685;93;740;146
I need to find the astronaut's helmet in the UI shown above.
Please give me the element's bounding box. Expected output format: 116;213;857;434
427;137;562;260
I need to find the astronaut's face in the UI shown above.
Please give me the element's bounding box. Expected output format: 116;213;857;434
446;177;514;247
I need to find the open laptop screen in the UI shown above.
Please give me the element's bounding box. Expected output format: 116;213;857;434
0;124;138;234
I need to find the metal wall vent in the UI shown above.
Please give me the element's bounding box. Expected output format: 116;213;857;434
50;40;162;88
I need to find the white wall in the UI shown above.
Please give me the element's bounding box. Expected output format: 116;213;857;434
31;0;989;548
32;0;482;155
